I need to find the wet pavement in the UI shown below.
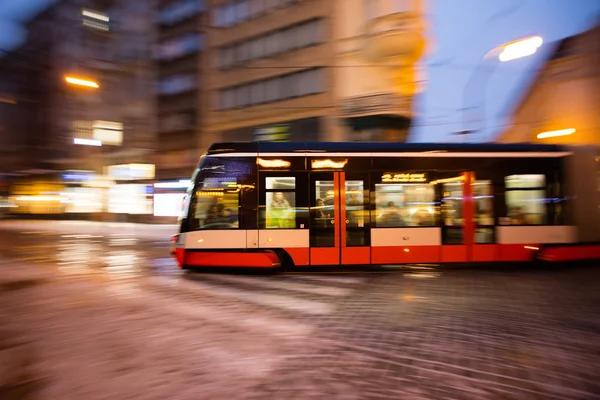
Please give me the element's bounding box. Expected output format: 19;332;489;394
0;220;599;399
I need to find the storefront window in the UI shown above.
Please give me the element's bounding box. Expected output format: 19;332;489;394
505;174;547;225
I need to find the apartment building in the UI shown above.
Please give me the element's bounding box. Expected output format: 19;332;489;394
0;0;158;217
497;21;600;145
202;0;427;149
156;0;206;181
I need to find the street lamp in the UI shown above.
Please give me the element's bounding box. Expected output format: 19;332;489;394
537;128;575;139
65;76;99;89
459;36;543;141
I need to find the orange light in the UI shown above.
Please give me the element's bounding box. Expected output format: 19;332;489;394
311;159;348;169
65;76;99;88
403;248;410;252
524;246;539;250
257;158;291;168
537;128;575;139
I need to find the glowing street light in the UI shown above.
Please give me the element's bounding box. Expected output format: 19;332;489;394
65;76;99;89
537;128;575;139
498;36;543;62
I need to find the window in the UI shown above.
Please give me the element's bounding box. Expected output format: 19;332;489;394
159;0;204;25
304;19;323;46
264;33;279;56
82;9;110;31
217;18;324;68
218;68;324;109
158;75;196;95
158;34;202;60
281;73;299;98
264;177;296;228
236;0;251;21
235;41;250;62
374;183;437;227
250;37;265;59
505;174;547;225
265;78;280;102
297;69;322;96
250;82;264;104
474;180;494;244
185;157;256;232
220;46;234;68
234;86;249;108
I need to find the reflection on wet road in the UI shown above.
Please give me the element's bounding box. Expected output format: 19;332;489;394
1;220;600;400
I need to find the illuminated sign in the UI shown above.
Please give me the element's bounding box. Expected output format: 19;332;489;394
257;158;291;168
311;159;348;169
382;173;427;183
429;176;465;185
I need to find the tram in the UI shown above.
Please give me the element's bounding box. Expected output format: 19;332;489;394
171;142;600;269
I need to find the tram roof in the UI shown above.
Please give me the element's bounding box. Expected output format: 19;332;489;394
207;142;566;155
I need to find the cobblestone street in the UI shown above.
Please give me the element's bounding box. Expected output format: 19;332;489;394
1;221;599;399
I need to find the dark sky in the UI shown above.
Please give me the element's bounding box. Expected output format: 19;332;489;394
1;0;599;142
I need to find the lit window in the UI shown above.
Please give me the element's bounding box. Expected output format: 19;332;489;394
505;175;547;225
264;177;296;229
375;183;437;227
93;120;123;146
81;9;110;31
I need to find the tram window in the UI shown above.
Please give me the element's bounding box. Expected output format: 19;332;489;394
474;180;494;244
374;183;437;227
474;181;494;225
264;177;296;228
442;182;463;226
504;175;547;225
192;191;240;229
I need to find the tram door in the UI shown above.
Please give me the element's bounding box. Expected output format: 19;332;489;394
441;172;496;262
309;172;371;265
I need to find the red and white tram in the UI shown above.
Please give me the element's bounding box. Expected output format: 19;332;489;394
171;142;600;269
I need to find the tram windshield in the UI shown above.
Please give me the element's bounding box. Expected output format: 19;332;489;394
185;156;255;230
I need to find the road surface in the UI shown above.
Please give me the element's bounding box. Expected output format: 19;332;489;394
0;220;599;399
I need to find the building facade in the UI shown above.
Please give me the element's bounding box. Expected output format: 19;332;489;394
156;0;206;181
0;0;158;217
202;0;427;150
497;21;600;144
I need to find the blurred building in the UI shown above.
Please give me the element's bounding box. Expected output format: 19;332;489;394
497;21;600;144
202;0;427;149
0;0;157;218
155;0;206;181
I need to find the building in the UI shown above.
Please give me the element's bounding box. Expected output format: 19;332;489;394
155;0;206;182
0;0;158;218
202;0;427;150
497;21;600;144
